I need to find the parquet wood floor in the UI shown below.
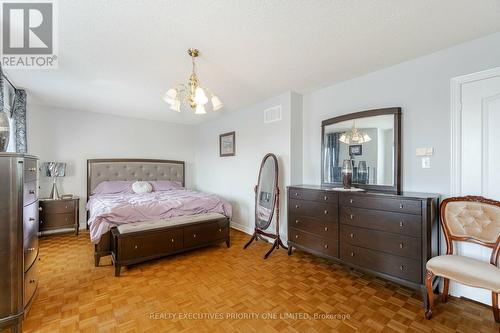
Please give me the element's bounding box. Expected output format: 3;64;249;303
14;230;499;332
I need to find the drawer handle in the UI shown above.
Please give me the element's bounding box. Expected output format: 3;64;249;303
65;217;68;222
295;219;299;224
399;204;404;209
400;265;404;271
193;234;197;238
399;221;404;227
349;233;354;238
29;279;36;283
350;251;355;257
219;228;222;232
29;217;35;222
350;214;354;220
29;190;35;194
324;227;328;231
39;207;43;211
324;210;328;215
295;205;299;209
29;168;36;172
399;243;404;249
349;199;353;204
171;238;175;242
324;196;328;201
324;244;328;249
294;192;299;196
65;206;68;209
134;245;138;249
28;247;36;252
295;235;299;239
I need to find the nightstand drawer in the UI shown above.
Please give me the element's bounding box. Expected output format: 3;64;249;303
40;212;75;231
24;181;38;206
24;259;38;307
24;235;38;272
24;159;38;183
40;200;75;214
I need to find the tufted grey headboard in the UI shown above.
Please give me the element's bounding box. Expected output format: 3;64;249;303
86;158;185;199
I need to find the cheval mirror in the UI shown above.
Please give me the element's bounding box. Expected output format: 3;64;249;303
244;153;287;258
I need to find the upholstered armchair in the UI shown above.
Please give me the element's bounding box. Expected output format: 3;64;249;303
425;196;500;322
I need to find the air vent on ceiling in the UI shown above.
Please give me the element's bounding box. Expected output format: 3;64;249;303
264;105;282;123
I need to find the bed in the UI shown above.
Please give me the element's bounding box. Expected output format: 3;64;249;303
86;158;232;273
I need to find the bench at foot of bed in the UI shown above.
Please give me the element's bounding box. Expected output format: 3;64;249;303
111;213;230;277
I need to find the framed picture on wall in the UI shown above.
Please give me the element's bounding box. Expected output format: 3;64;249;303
219;131;235;157
349;145;362;156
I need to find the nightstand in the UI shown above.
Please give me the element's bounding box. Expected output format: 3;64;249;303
39;197;80;235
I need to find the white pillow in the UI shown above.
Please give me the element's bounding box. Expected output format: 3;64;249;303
132;181;153;194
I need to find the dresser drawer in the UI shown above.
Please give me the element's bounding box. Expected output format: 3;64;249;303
289;228;338;258
23;181;38;206
40;200;75;214
24;159;38;183
289;215;338;238
289;188;338;204
24;259;38;307
340;206;421;237
120;229;183;261
23;201;39;241
340;194;421;215
340;225;421;260
340;244;421;283
289;199;338;223
40;212;74;231
183;220;229;248
24;235;38;272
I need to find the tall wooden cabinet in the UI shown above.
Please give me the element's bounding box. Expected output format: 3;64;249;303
0;153;39;332
287;185;439;304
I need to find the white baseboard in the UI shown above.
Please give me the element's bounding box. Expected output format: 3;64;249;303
230;220;253;235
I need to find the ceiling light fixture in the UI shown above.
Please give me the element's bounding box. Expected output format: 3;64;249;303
339;120;372;144
163;48;223;114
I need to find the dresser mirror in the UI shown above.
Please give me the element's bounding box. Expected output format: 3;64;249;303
321;107;401;192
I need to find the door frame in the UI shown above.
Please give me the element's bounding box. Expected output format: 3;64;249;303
450;66;500;195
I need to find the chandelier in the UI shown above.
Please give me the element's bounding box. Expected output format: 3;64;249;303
339;120;372;144
163;48;223;115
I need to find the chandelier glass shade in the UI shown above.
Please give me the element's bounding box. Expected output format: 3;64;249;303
163;48;223;114
338;120;372;144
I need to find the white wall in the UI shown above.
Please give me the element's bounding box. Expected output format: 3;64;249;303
27;105;196;228
194;92;302;241
303;32;500;195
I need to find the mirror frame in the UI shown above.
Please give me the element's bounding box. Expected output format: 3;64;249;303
254;153;279;230
321;107;402;193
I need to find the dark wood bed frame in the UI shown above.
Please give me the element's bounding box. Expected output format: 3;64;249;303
87;158;230;274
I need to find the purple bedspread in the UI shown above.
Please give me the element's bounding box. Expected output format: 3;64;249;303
86;189;232;243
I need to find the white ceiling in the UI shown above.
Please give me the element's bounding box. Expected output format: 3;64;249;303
7;0;500;125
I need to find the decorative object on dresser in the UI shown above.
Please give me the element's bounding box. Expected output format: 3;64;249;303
0;153;39;333
425;196;500;322
39;197;80;236
322;107;401;193
244;153;287;258
42;161;67;200
219;131;235;157
287;185;439;307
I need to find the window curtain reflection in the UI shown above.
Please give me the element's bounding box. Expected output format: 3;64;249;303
324;133;340;182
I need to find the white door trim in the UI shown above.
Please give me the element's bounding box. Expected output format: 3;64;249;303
450;66;500;196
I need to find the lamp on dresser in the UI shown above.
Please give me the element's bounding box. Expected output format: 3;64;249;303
43;161;66;199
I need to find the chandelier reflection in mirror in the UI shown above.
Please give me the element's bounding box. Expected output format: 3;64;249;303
163;48;223;115
339;120;372;144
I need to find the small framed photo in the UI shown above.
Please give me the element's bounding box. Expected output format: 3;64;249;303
349;145;362;156
219;131;235;157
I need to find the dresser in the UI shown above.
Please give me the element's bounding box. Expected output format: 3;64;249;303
40;197;80;235
0;154;39;333
287;185;439;303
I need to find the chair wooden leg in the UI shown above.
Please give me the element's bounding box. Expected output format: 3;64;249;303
493;292;499;323
441;278;449;303
424;270;434;319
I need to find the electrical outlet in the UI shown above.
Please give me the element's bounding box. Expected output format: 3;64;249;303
422;157;431;169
